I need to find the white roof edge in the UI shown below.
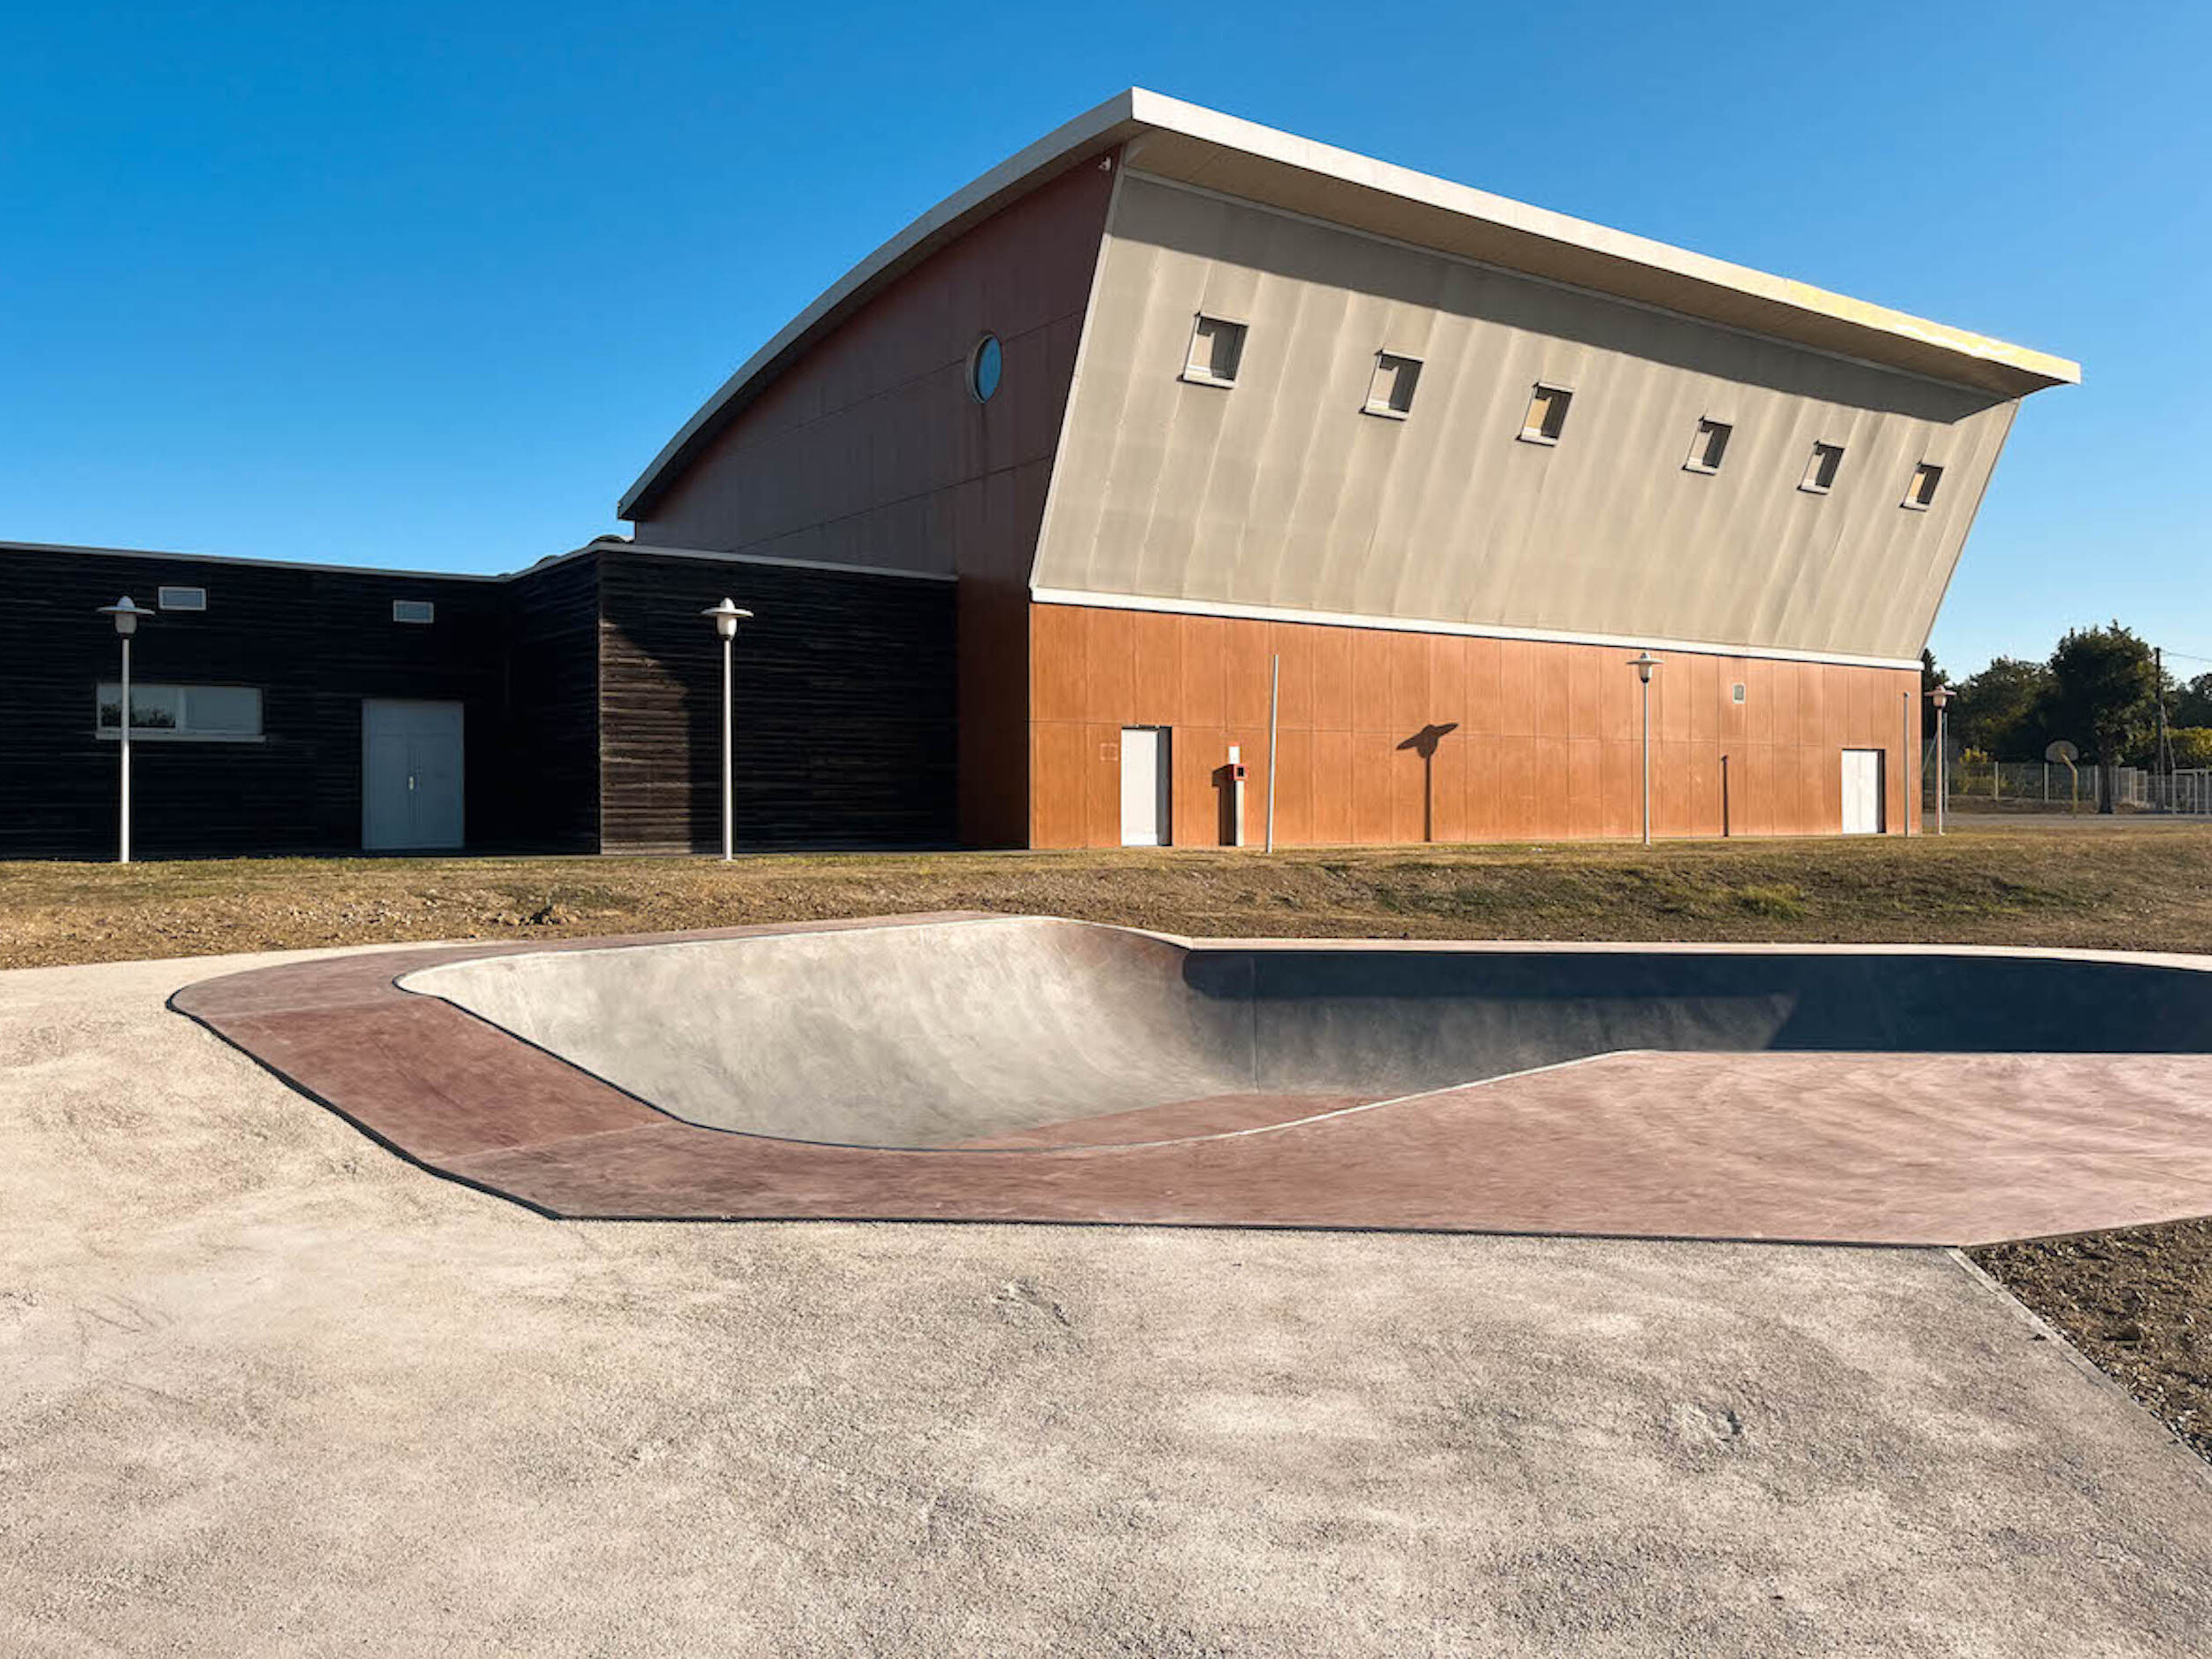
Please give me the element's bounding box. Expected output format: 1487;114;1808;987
618;88;2078;520
1119;89;2081;391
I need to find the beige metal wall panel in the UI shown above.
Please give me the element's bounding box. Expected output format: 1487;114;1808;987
1035;173;2021;664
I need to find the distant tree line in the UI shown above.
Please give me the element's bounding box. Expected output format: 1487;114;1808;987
1923;623;2212;767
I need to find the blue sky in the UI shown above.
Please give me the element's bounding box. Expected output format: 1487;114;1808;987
3;2;2204;676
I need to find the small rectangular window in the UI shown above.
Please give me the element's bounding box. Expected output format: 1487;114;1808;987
1182;315;1247;387
95;682;262;740
157;585;207;611
1732;682;1747;704
1800;442;1845;494
1684;419;1732;474
1902;461;1943;510
1520;384;1572;445
1363;352;1422;419
392;599;436;625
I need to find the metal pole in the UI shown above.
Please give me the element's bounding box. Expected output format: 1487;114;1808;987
720;633;733;862
1902;693;1912;836
1640;674;1652;846
1264;654;1279;854
1936;704;1947;835
119;633;132;865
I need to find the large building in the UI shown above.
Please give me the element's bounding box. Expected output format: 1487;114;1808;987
4;90;2073;859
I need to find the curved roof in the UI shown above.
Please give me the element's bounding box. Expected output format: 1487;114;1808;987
618;88;2078;521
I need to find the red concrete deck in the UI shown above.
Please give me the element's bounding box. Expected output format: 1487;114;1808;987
170;916;2212;1246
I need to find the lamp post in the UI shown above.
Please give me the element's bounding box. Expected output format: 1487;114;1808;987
699;598;753;861
1628;651;1659;846
1927;682;1953;836
96;597;157;864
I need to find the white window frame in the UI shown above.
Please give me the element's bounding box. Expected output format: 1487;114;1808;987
157;585;208;611
1683;417;1732;476
1180;314;1248;389
1800;441;1846;495
94;681;265;742
1518;381;1575;446
1901;461;1944;511
391;599;436;625
1362;350;1423;419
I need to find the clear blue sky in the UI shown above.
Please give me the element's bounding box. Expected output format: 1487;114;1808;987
4;2;2204;677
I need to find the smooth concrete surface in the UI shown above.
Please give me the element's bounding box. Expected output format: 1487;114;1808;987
402;916;2212;1148
8;948;2212;1656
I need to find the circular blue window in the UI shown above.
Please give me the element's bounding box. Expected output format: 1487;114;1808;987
969;334;1002;403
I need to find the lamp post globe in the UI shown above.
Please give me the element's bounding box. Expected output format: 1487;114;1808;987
699;599;754;861
1627;652;1660;845
96;597;158;864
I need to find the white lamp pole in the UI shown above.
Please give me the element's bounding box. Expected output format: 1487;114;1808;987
700;598;753;861
96;597;157;864
1628;652;1660;846
1927;683;1953;836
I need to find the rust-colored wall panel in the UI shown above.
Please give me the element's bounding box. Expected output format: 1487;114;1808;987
1463;636;1502;739
1029;603;1085;723
1027;602;1921;847
1081;722;1123;848
1177;615;1227;727
1309;728;1355;845
1224;620;1274;730
1082;604;1136;716
1029;722;1086;849
1271;726;1314;846
1351;629;1394;733
1128;610;1182;729
1173;722;1225;847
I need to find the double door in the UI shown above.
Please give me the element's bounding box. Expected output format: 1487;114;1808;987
363;699;465;850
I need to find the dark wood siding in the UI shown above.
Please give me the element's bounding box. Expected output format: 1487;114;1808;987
501;555;602;852
596;553;956;851
2;545;508;858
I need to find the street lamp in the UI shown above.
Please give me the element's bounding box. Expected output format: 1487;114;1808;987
1926;682;1953;836
1628;651;1660;846
699;598;753;861
96;596;158;864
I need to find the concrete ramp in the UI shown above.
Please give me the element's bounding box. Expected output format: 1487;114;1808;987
400;917;2212;1150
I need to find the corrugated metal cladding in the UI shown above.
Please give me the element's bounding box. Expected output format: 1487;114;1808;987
1035;171;2020;664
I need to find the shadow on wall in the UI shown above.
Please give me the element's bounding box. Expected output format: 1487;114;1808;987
1397;723;1461;843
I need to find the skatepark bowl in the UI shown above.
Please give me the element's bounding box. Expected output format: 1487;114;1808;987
173;913;2212;1244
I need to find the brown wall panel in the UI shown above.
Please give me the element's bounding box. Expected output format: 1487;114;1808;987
1028;601;1926;849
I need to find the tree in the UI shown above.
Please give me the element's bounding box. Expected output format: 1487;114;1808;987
2171;728;2212;770
2044;622;2160;765
2173;672;2212;729
1952;657;2053;759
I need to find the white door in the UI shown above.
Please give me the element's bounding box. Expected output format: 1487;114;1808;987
1119;726;1171;847
1840;749;1886;835
363;700;465;850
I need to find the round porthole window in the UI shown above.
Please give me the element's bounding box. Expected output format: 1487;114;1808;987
968;334;1002;403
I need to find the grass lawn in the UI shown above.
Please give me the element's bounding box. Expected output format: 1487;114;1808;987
4;816;2211;972
6;813;2210;1464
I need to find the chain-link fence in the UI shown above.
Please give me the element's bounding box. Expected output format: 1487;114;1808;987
1924;745;2212;814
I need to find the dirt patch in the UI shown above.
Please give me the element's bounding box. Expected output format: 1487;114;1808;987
1973;1218;2212;1463
4;819;2212;971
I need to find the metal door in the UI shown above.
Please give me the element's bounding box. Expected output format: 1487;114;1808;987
1840;749;1885;834
362;700;465;850
1119;727;1171;847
